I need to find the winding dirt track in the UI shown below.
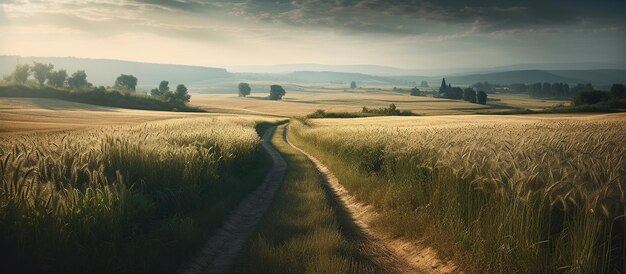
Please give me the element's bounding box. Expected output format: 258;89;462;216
181;126;287;274
284;125;460;274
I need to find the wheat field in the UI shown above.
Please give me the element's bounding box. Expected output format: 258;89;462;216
289;113;626;273
0;116;278;273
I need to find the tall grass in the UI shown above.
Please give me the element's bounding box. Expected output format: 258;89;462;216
0;117;275;273
235;125;381;273
289;117;625;273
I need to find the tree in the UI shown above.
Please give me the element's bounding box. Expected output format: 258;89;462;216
47;69;67;88
410;87;421;96
30;62;54;86
448;87;463;99
350;81;357;89
114;74;138;91
238;82;251;97
67;70;90;90
463;88;477;103
610;84;626;99
173;84;191;104
151;80;170;97
477;90;488;104
420;81;429;88
573;90;609;105
269;84;285;100
12;64;30;84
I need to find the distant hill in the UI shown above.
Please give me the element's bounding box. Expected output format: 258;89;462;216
2;56;623;89
229;64;422;76
286;71;392;83
444;69;626;86
228;62;626;76
0;56;230;89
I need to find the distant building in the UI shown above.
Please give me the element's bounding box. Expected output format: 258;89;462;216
438;78;462;99
439;78;449;94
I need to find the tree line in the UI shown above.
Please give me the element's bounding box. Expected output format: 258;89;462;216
573;84;625;107
440;78;487;104
471;81;599;99
2;63;191;105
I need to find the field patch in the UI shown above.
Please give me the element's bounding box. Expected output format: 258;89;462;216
289;113;626;273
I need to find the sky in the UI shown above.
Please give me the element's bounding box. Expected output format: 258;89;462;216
1;0;625;70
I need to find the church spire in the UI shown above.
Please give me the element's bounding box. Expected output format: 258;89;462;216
439;78;448;93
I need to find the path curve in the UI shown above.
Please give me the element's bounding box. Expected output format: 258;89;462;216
181;126;287;274
284;125;460;274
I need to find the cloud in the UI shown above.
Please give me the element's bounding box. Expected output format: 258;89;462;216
235;0;626;35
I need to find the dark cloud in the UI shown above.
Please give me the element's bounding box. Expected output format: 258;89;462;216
233;0;626;34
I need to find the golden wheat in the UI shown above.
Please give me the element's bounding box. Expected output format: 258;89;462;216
290;115;625;273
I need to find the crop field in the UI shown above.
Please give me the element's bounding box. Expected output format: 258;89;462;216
0;116;280;273
191;88;545;117
288;113;626;273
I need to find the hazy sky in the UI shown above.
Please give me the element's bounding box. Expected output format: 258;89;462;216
1;0;625;69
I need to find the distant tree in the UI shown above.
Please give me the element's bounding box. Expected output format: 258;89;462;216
67;70;90;90
463;88;477;103
151;80;170;97
420;81;429;88
238;82;251;97
530;82;543;97
114;74;138;91
573;90;610;106
350;81;357;89
47;69;68;88
410;87;421;96
174;84;191;104
610;84;625;99
30;62;54;86
269;84;286;100
473;82;496;93
12;64;30;84
476;90;488;104
448;87;463;99
542;82;551;96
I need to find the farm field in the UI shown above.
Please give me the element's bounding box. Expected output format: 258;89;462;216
191;86;565;116
288;113;626;273
0;106;283;273
0;97;278;134
1;90;624;274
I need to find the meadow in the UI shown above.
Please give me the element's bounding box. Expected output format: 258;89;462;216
0;116;280;273
288;113;626;273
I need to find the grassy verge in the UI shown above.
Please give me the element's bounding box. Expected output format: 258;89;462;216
0;85;203;112
234;125;381;273
0;118;275;273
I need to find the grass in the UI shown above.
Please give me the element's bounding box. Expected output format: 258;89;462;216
289;116;625;274
234;125;382;274
0;84;203;112
0;117;278;273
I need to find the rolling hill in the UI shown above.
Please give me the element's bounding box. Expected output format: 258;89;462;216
0;56;230;88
